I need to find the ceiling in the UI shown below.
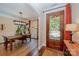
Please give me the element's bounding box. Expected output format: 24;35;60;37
0;3;37;20
30;3;66;12
0;3;66;20
30;3;57;11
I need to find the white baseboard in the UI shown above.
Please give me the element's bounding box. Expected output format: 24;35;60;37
38;43;46;50
38;44;43;50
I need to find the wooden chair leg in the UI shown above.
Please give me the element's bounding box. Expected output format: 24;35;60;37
4;43;8;51
30;36;31;41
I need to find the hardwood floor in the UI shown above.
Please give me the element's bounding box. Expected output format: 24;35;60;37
39;47;64;56
27;46;64;56
42;47;64;56
0;39;38;56
0;39;64;56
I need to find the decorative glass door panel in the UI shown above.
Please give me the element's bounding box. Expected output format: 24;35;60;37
46;11;64;50
49;16;60;40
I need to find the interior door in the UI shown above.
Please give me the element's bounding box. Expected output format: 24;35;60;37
46;11;64;51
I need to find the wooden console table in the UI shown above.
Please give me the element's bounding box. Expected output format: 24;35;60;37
64;40;79;56
3;34;31;51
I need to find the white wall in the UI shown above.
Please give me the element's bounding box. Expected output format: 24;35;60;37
71;3;79;23
71;4;79;44
30;20;37;38
38;12;45;49
0;16;17;43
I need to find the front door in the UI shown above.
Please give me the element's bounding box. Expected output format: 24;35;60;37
46;11;64;51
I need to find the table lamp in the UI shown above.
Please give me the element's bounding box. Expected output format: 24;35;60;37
65;24;78;43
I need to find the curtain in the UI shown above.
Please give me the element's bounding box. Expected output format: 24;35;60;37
64;3;72;40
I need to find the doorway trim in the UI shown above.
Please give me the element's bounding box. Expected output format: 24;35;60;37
46;10;64;50
37;18;39;48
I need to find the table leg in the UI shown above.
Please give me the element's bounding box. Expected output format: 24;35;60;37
10;42;12;51
5;43;8;51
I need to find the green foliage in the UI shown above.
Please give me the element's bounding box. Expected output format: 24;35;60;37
21;25;26;34
16;25;22;35
50;16;60;32
16;25;26;35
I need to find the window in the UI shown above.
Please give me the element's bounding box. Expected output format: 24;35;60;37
49;16;60;40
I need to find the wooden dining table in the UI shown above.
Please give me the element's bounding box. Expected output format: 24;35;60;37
3;34;31;51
